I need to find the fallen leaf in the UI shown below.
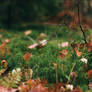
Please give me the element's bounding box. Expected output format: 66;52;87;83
74;48;82;57
28;43;38;49
23;52;32;62
39;40;47;46
25;30;32;36
40;33;47;38
59;49;68;59
60;49;68;55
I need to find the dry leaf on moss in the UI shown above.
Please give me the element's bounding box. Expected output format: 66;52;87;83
23;52;32;62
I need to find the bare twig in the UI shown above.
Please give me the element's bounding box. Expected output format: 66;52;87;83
77;0;87;43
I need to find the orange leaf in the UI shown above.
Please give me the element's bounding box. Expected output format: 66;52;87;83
25;30;32;36
23;52;32;62
59;49;68;59
74;48;82;57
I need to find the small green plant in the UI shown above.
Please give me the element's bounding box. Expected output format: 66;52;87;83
0;68;22;88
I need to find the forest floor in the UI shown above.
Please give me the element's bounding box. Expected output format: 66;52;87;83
0;25;92;92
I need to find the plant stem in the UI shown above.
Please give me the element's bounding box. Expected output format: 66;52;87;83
67;62;76;84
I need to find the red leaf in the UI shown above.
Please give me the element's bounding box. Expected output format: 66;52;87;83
23;52;32;62
74;48;82;57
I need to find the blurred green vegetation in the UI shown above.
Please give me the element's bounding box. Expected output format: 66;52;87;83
0;0;92;28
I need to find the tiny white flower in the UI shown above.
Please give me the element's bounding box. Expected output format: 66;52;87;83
80;58;88;64
12;69;16;75
16;68;21;72
66;84;73;90
18;87;21;90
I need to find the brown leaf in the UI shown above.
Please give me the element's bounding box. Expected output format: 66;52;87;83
72;87;82;92
74;48;82;57
40;33;47;39
25;30;32;36
59;49;68;59
23;52;32;62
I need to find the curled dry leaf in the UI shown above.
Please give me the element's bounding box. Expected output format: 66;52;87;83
74;48;82;57
37;40;47;48
59;49;68;59
28;43;38;49
39;40;47;46
37;33;47;40
1;60;8;68
23;52;32;62
25;30;32;36
28;40;47;49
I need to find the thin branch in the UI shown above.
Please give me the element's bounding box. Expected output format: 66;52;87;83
77;0;87;43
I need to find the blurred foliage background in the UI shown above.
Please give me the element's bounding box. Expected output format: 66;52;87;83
0;0;92;28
